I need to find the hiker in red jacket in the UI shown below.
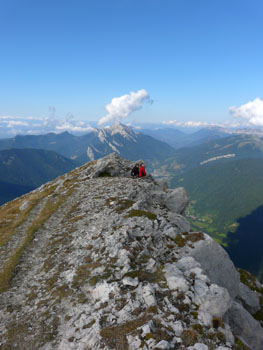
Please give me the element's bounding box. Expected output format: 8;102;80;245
139;163;146;177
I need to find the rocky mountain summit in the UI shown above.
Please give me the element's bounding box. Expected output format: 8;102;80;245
0;153;262;350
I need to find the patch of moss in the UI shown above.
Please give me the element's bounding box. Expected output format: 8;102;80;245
212;316;224;329
98;171;112;177
101;313;152;349
190;311;198;319
83;319;96;329
89;275;101;286
127;209;157;220
181;329;198;346
216;330;226;342
46;273;59;291
186;231;205;243
115;298;127;311
150;318;173;343
233;336;250;350
72;265;91;288
52;284;73;302
145;333;153;340
77;292;88;304
238;268;263;294
173;234;186;247
124;267;165;284
117;200;134;212
192;323;203;334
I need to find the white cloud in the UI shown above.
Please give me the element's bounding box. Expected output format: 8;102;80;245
162;119;240;129
229;97;263;126
163;120;211;127
6;120;29;128
0;115;41;121
0;112;94;137
55;122;94;133
98;89;151;126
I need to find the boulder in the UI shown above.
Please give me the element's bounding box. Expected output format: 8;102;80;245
224;301;263;350
164;187;189;214
237;282;260;314
189;236;240;299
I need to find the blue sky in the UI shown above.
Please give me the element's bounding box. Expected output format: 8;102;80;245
1;0;263;135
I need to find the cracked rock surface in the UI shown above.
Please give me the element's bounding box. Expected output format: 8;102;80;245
0;153;262;350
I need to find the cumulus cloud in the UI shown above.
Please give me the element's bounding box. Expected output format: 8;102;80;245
229;97;263;126
98;89;152;126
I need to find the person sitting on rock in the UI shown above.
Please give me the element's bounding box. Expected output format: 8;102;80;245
139;163;146;177
131;163;139;178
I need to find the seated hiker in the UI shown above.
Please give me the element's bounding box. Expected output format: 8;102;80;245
139;163;146;177
131;163;139;178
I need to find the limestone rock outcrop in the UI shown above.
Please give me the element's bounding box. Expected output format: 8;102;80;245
0;153;262;350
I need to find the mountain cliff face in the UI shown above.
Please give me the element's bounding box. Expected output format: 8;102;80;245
0;154;262;350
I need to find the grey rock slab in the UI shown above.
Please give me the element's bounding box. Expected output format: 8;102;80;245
237;282;260;314
167;212;191;232
154;340;170;349
163;263;189;292
199;284;232;318
171;321;183;336
177;256;201;272
224;301;263;350
189;235;240;299
188;344;208;350
164;187;189;214
122;276;139;287
142;284;157;307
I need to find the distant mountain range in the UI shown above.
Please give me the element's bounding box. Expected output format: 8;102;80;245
141;126;232;149
152;133;263;178
0;123;176;164
0;148;77;205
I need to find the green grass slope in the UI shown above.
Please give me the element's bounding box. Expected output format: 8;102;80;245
175;158;263;235
173;158;263;281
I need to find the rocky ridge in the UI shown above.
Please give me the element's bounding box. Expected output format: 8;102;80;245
0;153;262;350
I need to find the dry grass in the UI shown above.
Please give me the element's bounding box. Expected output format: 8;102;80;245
181;329;198;346
0;194;63;293
101;313;152;349
0;184;57;247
